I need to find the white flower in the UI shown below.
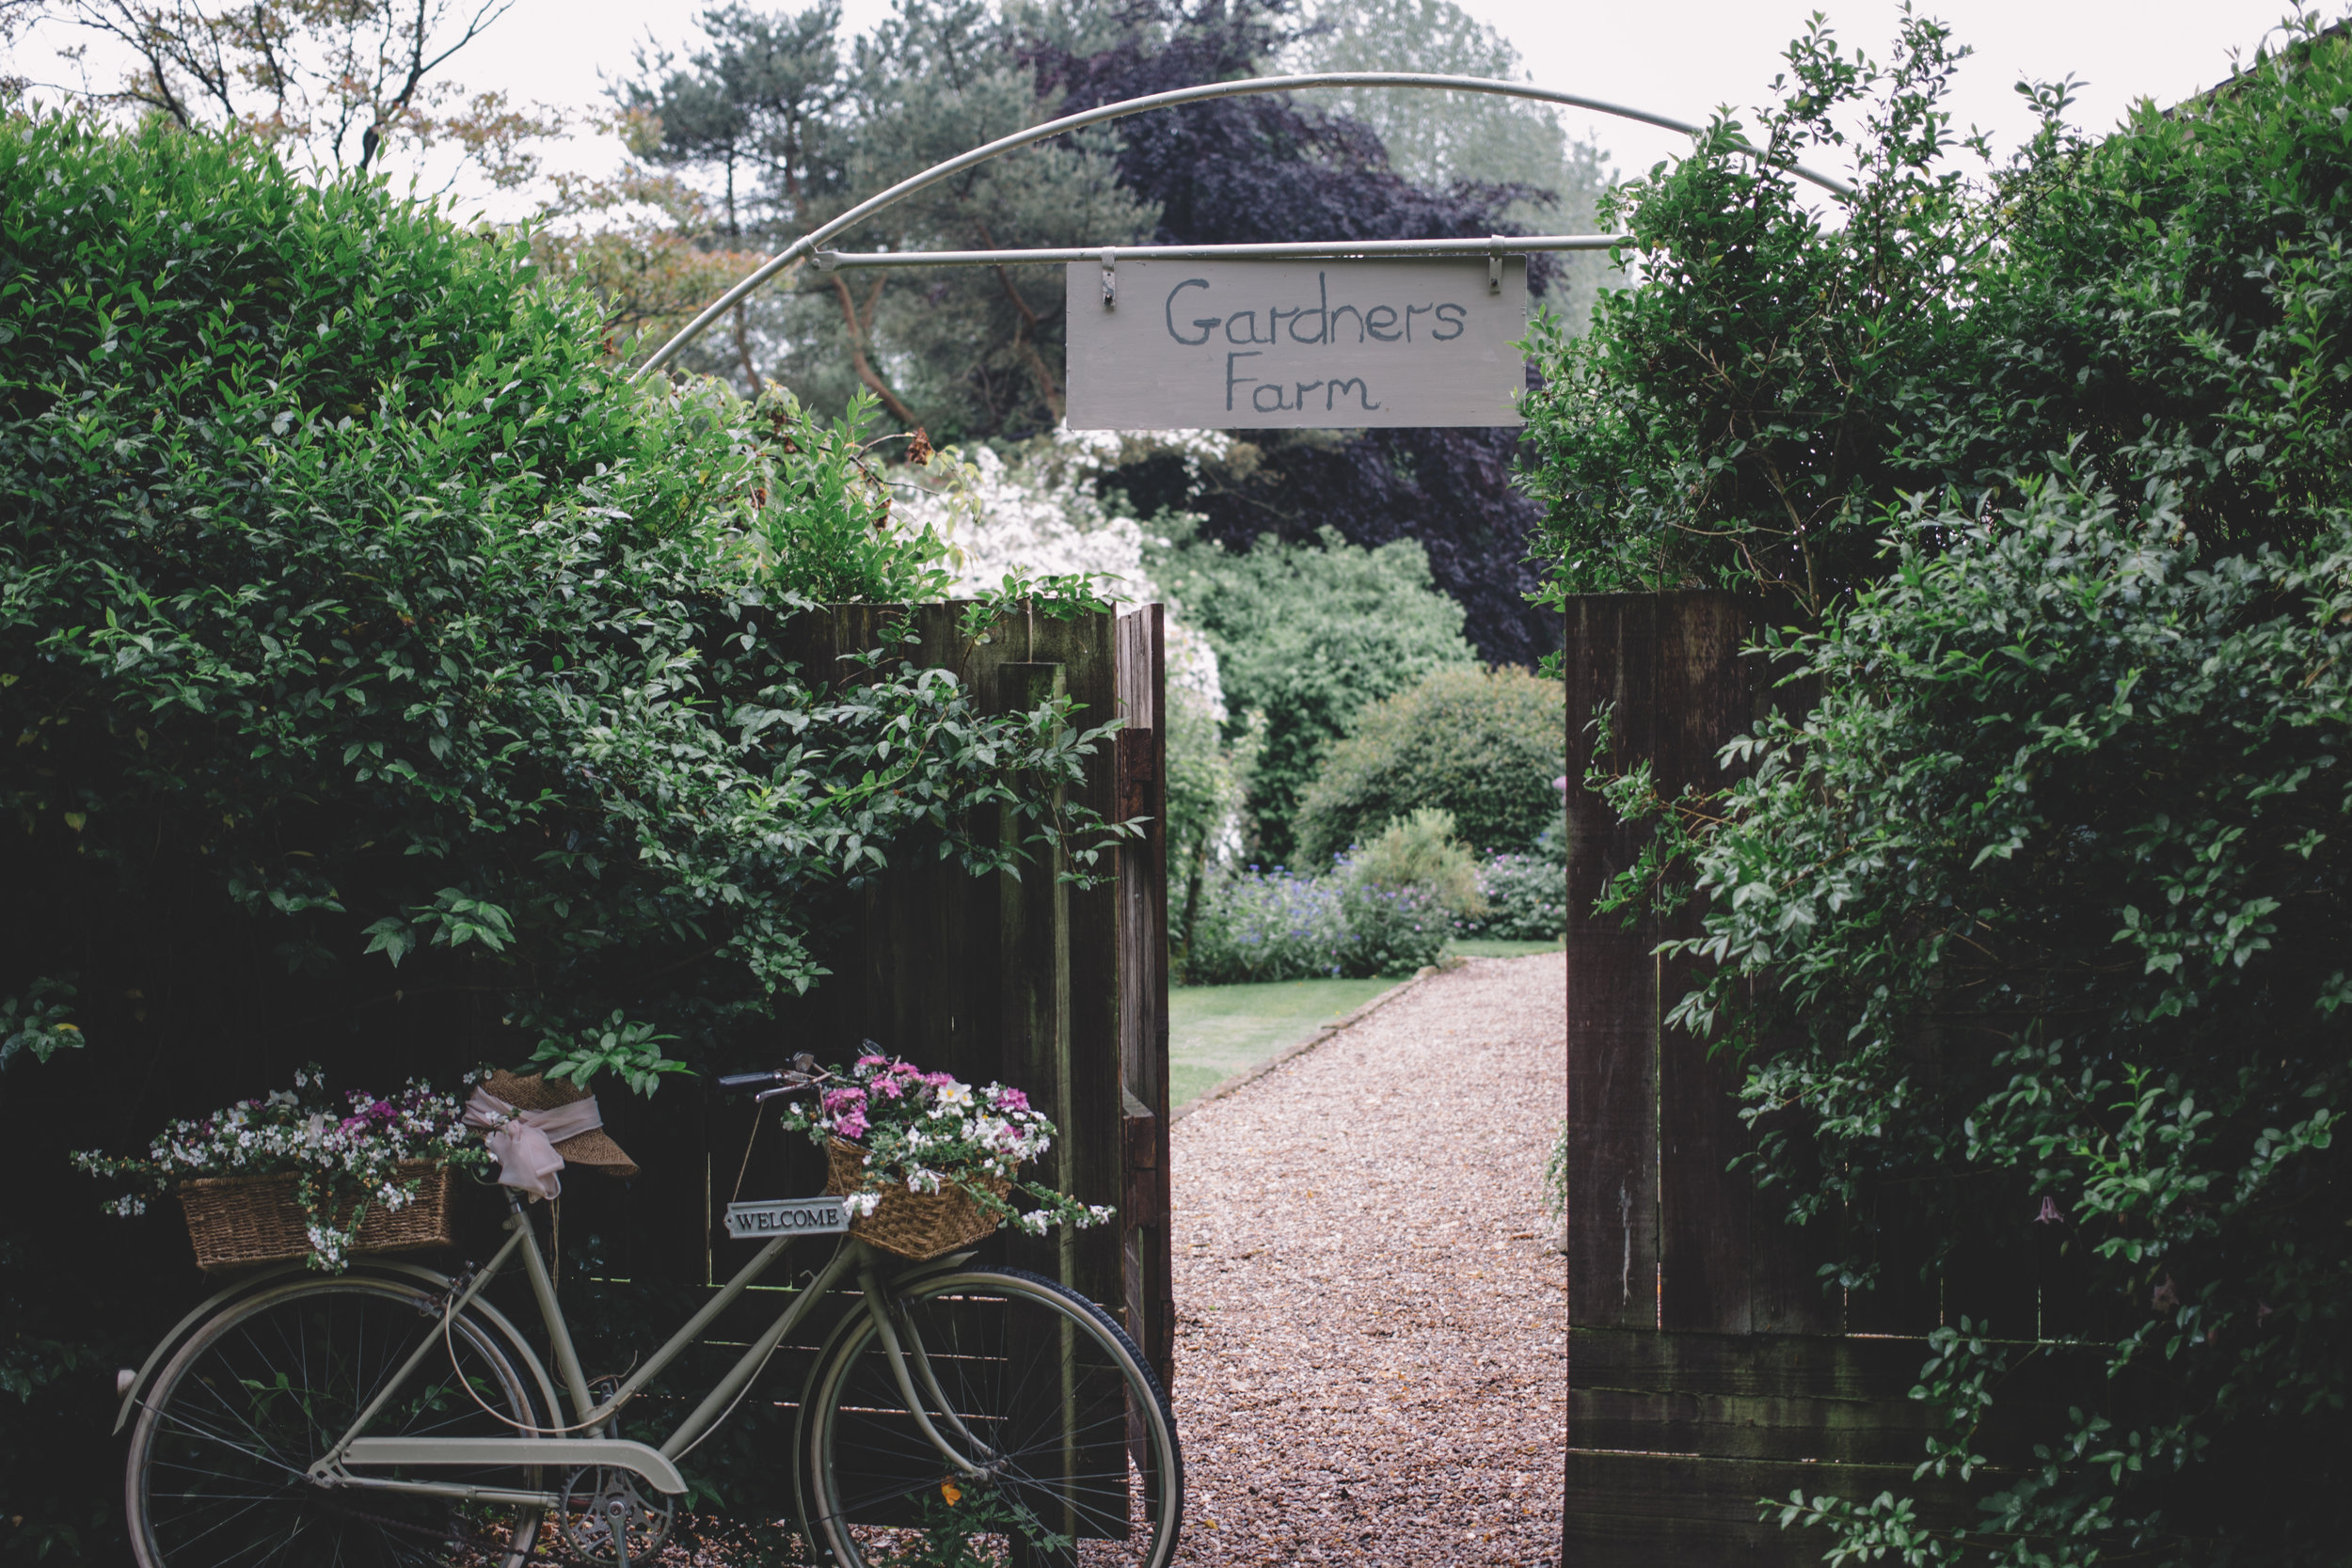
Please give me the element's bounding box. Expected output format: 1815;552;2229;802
932;1082;974;1112
845;1192;881;1218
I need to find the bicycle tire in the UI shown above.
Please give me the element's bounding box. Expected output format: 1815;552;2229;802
796;1265;1182;1568
125;1272;547;1568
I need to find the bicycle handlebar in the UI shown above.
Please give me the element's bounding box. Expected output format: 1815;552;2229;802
718;1053;823;1098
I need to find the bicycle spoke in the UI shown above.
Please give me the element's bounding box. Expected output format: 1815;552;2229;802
808;1269;1179;1568
131;1280;540;1568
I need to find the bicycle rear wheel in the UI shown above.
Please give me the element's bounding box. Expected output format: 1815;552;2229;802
797;1266;1182;1568
126;1273;546;1568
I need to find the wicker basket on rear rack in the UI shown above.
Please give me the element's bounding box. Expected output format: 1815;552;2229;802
177;1161;457;1273
824;1138;1009;1262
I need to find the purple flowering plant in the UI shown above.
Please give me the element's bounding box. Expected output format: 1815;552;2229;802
72;1064;490;1271
771;1049;1112;1236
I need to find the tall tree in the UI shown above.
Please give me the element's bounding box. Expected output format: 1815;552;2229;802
1291;0;1615;327
24;0;555;179
619;0;1156;434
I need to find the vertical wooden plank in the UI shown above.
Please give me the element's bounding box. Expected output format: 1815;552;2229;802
1655;594;1758;1334
1114;605;1175;1388
997;660;1073;1289
1052;610;1129;1327
1565;594;1661;1328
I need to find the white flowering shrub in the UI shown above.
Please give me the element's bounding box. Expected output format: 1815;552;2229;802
892;427;1256;888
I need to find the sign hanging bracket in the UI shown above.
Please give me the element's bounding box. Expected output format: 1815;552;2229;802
1488;236;1505;293
1101;246;1117;309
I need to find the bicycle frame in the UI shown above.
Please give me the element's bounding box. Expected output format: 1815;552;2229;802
306;1192;984;1504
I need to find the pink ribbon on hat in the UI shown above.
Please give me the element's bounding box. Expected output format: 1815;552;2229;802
463;1087;606;1200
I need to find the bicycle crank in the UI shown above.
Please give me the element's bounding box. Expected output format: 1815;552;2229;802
558;1466;675;1566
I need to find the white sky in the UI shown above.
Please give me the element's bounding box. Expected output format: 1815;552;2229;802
7;0;2315;213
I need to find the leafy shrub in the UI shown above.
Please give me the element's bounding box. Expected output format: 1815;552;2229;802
1183;867;1354;983
1466;828;1566;941
1183;842;1454;986
0;113;1114;1070
1294;666;1564;863
1342;808;1484;917
1333;878;1450;978
1526;21;2352;1559
1151;523;1477;861
1613;483;2352;1562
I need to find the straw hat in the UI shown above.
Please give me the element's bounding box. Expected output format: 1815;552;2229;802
481;1069;638;1179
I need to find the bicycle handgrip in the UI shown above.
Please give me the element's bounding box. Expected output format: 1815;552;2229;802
717;1070;781;1092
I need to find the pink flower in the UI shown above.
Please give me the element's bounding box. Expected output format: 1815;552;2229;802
834;1110;869;1141
993;1087;1030;1114
857;1053;888;1069
891;1062;920;1077
2033;1197;2064;1225
921;1071;954;1089
869;1076;904;1101
821;1087;867;1116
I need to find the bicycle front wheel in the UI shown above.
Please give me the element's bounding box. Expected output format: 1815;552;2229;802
798;1266;1182;1568
126;1273;546;1568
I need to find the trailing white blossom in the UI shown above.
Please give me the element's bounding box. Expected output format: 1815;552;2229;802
891;426;1231;721
74;1065;491;1272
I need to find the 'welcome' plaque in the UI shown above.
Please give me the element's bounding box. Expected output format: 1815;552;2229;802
1065;257;1529;430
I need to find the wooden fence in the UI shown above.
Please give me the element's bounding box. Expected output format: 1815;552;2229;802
1562;593;2082;1563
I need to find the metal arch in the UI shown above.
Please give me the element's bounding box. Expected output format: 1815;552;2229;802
630;69;1855;382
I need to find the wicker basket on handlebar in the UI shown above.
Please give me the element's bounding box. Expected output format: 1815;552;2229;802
824;1138;1009;1262
178;1161;457;1273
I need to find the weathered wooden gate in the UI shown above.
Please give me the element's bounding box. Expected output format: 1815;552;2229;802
1562;594;2072;1563
486;599;1173;1405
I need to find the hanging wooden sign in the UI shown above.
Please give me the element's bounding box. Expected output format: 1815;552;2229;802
1064;256;1529;430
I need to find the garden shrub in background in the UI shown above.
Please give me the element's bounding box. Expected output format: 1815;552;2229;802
1342;808;1485;917
1332;876;1451;978
1183;867;1354;983
1182;820;1459;985
1465;828;1566;942
1294;666;1565;863
1151;522;1476;862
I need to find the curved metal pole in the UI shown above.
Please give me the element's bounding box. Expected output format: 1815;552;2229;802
631;70;1855;382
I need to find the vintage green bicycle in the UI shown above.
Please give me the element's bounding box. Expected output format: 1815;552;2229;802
110;1064;1183;1567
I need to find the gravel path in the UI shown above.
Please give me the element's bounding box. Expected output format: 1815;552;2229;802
1168;953;1566;1567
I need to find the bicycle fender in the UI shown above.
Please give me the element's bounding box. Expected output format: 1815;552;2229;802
112;1259;560;1440
112;1263;311;1433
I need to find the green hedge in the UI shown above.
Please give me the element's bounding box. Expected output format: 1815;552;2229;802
1152;524;1476;863
1294;665;1563;863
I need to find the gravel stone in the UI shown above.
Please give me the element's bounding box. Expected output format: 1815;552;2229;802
1168;953;1566;1567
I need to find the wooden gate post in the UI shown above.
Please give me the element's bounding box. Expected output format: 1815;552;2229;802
1562;593;1974;1563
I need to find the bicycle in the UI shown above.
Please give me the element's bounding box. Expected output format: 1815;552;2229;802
111;1064;1183;1567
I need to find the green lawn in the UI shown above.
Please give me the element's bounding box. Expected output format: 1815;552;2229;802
1168;975;1397;1110
1452;936;1565;958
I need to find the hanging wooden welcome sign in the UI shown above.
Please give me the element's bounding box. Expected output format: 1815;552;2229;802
1064;256;1530;430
